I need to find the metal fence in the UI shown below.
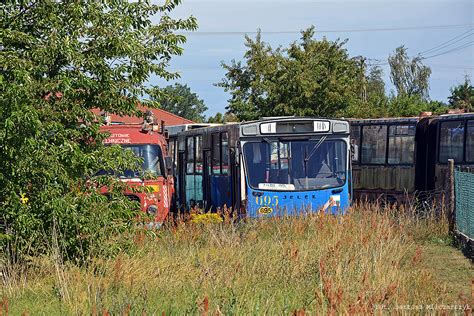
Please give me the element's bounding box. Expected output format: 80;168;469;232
455;169;474;240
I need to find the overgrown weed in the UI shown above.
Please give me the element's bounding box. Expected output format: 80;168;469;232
2;202;468;315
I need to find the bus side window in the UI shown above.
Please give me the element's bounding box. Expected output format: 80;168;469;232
388;125;416;164
270;141;279;170
350;125;361;163
212;133;221;174
169;139;175;165
466;120;474;162
334;141;345;172
361;125;387;164
221;132;229;174
439;120;464;163
186;137;194;174
279;142;289;169
195;136;203;174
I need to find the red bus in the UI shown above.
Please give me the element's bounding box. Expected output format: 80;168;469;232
100;112;174;226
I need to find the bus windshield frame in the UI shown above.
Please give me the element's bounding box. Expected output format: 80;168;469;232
97;144;165;179
121;144;165;178
242;138;347;192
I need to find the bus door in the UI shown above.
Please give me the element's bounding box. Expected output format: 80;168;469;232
230;147;240;212
177;152;186;210
203;150;212;211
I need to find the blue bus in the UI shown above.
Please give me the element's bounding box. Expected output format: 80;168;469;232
168;117;351;217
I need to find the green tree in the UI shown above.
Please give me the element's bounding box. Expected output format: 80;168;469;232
366;65;387;102
149;83;207;122
388;46;431;99
346;62;389;118
207;112;239;123
1;1;196;261
386;94;446;117
448;76;474;111
218;27;365;120
223;112;240;123
207;112;224;123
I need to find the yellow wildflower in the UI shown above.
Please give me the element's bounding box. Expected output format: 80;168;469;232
190;213;223;224
20;193;29;204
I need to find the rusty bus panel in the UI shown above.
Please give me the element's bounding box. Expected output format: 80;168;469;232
350;113;474;206
353;165;415;203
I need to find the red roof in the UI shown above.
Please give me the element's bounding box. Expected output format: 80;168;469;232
92;106;194;126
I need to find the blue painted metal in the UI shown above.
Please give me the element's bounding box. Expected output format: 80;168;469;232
245;180;350;218
210;175;232;209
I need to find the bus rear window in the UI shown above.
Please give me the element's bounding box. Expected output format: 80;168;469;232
439;121;464;163
388;125;416;164
467;120;474;162
361;125;387;164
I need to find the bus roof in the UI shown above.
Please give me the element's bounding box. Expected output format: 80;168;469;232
348;117;419;125
239;117;349;137
166;123;221;136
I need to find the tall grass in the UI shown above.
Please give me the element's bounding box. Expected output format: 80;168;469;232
1;202;466;315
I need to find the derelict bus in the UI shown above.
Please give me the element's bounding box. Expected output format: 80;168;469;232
169;117;351;217
167;123;221;210
349;112;474;204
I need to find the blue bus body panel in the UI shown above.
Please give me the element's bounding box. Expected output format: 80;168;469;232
246;182;350;217
210;175;232;209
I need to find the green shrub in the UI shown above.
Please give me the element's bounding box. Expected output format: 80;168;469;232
0;1;197;262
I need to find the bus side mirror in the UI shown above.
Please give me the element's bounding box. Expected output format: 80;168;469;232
165;156;173;176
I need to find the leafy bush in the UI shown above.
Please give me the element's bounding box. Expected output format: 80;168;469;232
345;94;447;118
0;1;197;262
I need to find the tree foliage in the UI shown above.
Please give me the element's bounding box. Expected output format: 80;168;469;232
0;1;196;261
365;65;387;104
217;29;444;121
344;61;447;118
149;83;207;122
388;46;431;99
207;112;224;123
217;27;365;121
448;76;474;111
385;95;446;117
207;112;239;123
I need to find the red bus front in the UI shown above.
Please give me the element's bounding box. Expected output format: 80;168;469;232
100;124;174;226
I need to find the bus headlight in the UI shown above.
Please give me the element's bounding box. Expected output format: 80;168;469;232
147;205;158;215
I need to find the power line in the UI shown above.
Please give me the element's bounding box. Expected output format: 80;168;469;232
427;64;474;70
421;41;474;60
180;23;473;36
419;29;473;55
368;37;474;67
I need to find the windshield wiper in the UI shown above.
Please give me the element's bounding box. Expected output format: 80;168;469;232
302;136;327;183
304;136;327;163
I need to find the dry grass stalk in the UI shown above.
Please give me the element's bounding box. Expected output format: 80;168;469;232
1;201;467;314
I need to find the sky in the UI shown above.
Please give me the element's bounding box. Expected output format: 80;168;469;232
152;0;474;116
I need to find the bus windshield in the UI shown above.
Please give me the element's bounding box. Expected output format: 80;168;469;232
243;139;347;191
120;144;164;177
